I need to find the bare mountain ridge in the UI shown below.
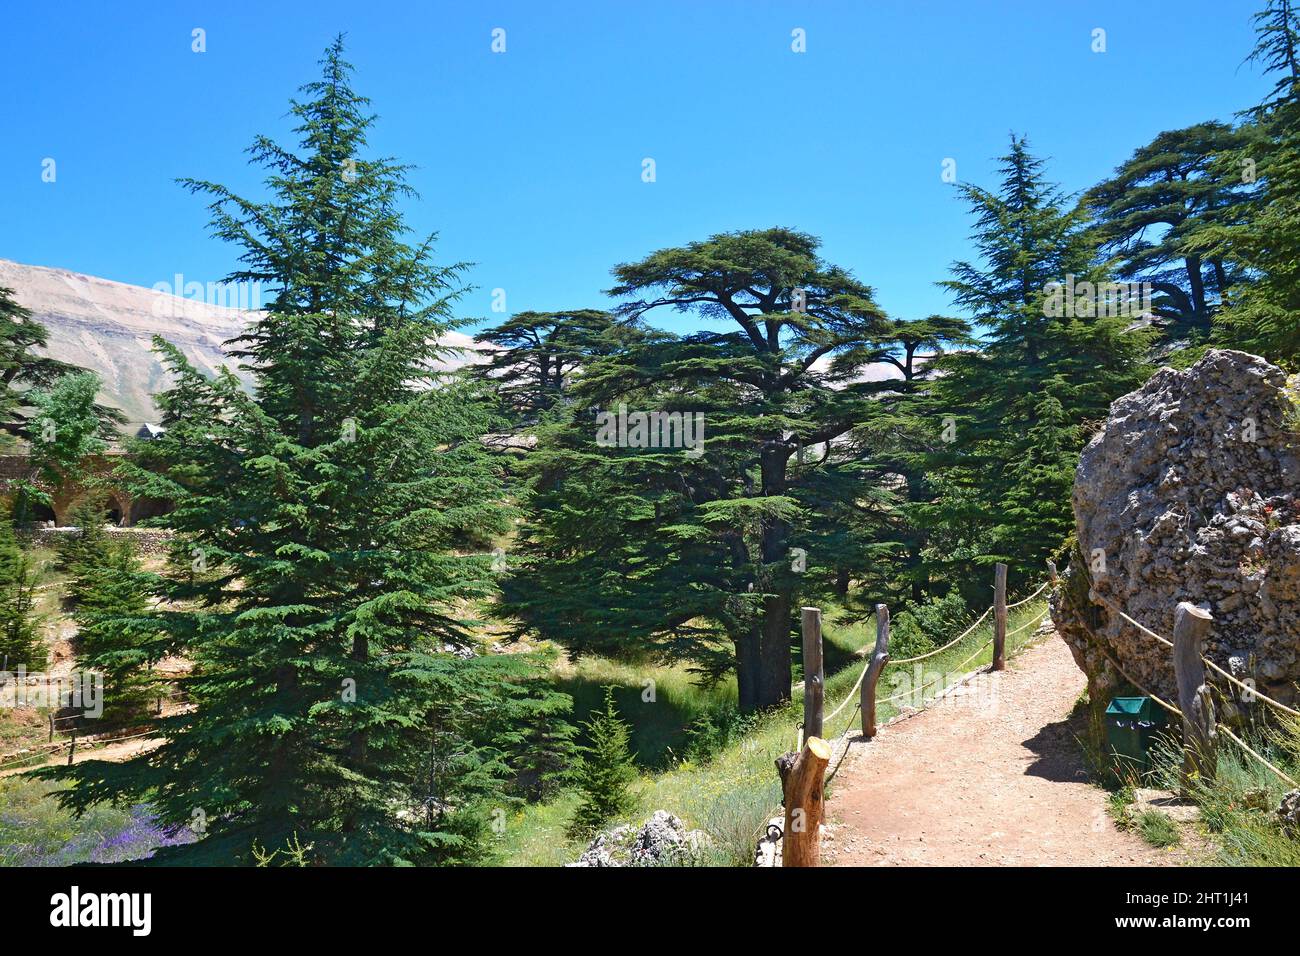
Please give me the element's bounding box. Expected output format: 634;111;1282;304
0;258;492;425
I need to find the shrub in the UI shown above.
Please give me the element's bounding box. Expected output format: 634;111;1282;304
569;686;638;836
679;705;760;765
698;783;776;866
889;588;970;659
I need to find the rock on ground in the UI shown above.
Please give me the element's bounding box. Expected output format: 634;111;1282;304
1053;349;1300;712
568;810;708;867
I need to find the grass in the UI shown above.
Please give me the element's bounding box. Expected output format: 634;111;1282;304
0;775;196;865
492;595;1052;866
1135;809;1182;848
1102;714;1300;866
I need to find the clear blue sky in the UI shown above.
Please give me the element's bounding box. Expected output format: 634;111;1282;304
0;0;1270;333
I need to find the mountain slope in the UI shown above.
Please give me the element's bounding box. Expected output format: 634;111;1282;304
0;258;491;424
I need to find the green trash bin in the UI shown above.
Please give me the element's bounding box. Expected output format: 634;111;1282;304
1105;696;1168;777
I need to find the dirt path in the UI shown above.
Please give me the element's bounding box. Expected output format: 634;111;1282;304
824;633;1181;866
0;735;161;778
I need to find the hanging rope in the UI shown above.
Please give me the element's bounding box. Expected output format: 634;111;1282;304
1218;723;1299;788
1098;596;1300;720
890;605;993;665
1006;579;1052;609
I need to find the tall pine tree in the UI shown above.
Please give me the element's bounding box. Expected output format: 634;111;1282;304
923;136;1151;594
0;513;43;671
1194;0;1300;364
47;38;540;865
503;228;898;710
73;541;156;724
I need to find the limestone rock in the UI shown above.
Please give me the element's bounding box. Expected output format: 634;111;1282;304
1053;349;1300;709
754;815;784;867
1279;789;1300;837
568;810;708;867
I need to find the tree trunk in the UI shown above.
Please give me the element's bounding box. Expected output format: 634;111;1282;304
757;592;793;709
834;567;850;599
1185;255;1207;320
777;736;831;867
752;441;794;710
735;631;761;713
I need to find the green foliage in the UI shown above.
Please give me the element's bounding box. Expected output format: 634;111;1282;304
889;588;970;659
55;495;111;594
1085;122;1254;340
1135;810;1182;848
920;136;1152;598
1193;0;1300;365
0;286;93;452
480;648;579;802
13;372;114;524
251;832;314;867
503;228;949;712
1138;714;1300;865
570;687;638;835
42;37;521;866
679;704;759;765
473;309;641;424
0;513;44;671
73;541;157;723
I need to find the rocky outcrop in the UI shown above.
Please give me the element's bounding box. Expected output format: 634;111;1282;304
1053;350;1300;720
1279;789;1300;837
567;810;709;867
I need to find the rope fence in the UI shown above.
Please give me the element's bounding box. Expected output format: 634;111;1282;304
1090;591;1300;795
777;558;1300;867
776;561;1056;866
0;726;161;773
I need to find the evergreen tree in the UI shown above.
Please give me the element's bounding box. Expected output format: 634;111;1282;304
0;514;44;672
924;136;1151;595
55;494;111;586
0;286;86;448
1193;0;1300;364
503;228;895;711
569;687;637;836
473;310;641;424
12;372;115;524
1085;122;1255;339
482;647;578;801
46;38;529;866
73;541;155;723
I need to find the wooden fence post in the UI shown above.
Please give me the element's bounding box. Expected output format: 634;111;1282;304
992;563;1008;671
67;728;76;766
777;735;832;867
48;713;54;742
801;607;824;741
1172;602;1216;792
1046;559;1058;584
861;604;890;739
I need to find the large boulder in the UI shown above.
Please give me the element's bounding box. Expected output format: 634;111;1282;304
1053;349;1300;718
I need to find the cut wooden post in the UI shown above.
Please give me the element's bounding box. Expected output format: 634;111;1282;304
992;562;1008;671
67;728;76;766
1046;559;1058;584
1172;602;1216;793
776;735;832;867
861;604;890;739
801;607;824;741
48;713;54;742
